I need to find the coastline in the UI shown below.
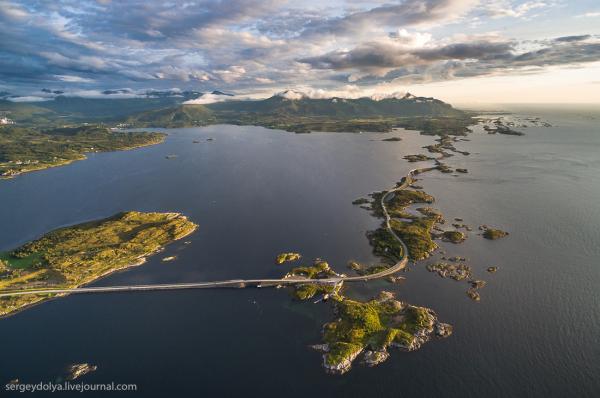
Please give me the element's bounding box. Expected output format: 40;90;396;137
0;134;166;181
0;212;197;318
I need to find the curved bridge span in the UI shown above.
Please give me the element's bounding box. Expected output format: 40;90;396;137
0;170;418;299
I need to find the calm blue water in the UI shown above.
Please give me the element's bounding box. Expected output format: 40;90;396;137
1;107;599;397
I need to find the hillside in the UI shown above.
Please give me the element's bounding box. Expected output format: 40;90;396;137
127;104;216;127
0;125;165;178
127;93;470;134
206;92;464;118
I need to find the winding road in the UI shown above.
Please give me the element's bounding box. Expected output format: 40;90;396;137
0;170;418;299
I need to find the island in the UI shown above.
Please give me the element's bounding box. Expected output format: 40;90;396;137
442;230;467;243
0;125;165;179
426;262;472;281
403;154;433;162
313;291;452;374
482;227;509;240
275;252;302;264
367;188;441;261
0;211;197;317
284;259;341;300
66;363;97;380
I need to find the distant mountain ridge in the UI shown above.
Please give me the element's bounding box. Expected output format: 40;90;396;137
1;91;470;134
204;92;463;118
124;92;470;134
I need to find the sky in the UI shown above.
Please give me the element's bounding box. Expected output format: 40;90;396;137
1;0;600;105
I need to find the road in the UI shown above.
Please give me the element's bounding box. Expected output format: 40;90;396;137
0;170;417;299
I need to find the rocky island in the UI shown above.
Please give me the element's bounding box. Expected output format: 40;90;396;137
313;291;451;374
0;211;197;317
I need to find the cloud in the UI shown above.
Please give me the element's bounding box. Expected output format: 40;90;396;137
576;11;600;18
300;34;600;84
302;0;480;36
0;0;596;100
9;96;52;102
183;93;230;104
54;75;96;83
482;1;549;18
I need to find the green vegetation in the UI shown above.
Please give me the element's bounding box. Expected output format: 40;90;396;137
125;95;473;135
370;189;434;218
0;211;197;317
366;228;404;263
318;291;451;373
482;228;509;240
0;97;182;125
0;125;165;178
275;252;301;264
347;261;390;276
285;259;341;300
291;283;336;301
286;259;338;280
351;198;370;205
366;188;440;260
403;154;433;162
390;217;439;260
2;94;474;136
442;230;466;243
126;104;217;128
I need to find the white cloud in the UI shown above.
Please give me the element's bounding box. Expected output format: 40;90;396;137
9;96;52;102
576;12;600;18
483;1;549;18
54;74;95;83
183;93;232;104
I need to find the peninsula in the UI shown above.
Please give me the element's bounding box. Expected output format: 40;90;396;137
0;125;165;179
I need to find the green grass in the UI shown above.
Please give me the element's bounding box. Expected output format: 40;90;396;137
483;228;509;240
287;260;337;279
365;188;440;260
0;252;45;269
320;293;441;370
0;125;165;178
442;230;466;243
0;211;197;316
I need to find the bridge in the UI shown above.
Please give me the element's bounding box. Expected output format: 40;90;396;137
0;170;417;299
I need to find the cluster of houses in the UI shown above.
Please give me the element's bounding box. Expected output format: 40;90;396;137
1;116;15;125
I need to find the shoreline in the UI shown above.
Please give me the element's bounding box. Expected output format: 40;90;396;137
0;134;166;181
0;212;197;319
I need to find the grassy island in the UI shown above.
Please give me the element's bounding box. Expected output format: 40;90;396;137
0;211;197;316
275;252;301;264
403;154;433;162
347;261;390;276
285;259;340;300
0;125;165;179
314;291;452;374
366;189;441;260
482;228;509;240
442;230;466;243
